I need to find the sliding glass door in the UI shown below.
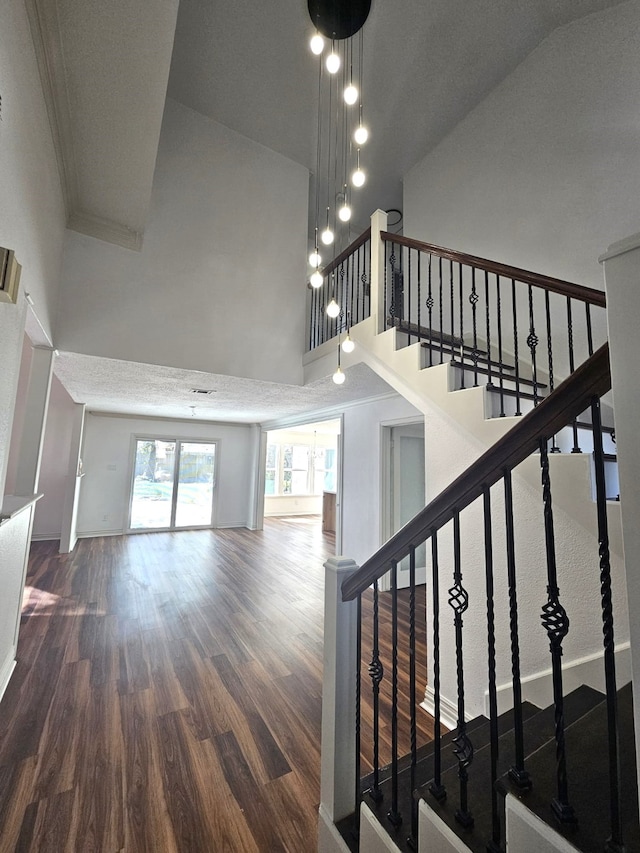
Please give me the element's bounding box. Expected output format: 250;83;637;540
129;438;216;531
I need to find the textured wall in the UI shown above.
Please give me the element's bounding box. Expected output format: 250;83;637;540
56;98;309;385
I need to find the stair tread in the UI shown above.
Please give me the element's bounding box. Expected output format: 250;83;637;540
501;682;639;853
420;685;608;853
450;360;547;389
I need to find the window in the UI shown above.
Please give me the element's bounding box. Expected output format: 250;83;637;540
265;439;337;496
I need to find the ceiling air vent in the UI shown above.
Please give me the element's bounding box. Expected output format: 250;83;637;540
190;388;216;395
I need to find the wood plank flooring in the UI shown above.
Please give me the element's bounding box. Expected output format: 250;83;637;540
0;517;434;852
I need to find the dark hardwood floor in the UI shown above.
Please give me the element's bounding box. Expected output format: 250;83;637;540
0;517;434;852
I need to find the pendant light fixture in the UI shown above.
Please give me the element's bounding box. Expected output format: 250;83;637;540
332;342;346;384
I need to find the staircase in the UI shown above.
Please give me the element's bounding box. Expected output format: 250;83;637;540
311;212;636;853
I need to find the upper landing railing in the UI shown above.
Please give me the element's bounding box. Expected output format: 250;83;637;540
307;212;608;447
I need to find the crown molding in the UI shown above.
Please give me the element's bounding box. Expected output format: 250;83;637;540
67;211;143;252
25;0;144;253
24;0;78;216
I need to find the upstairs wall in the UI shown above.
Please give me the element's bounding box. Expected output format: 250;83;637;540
0;0;66;495
404;0;640;291
55;98;309;386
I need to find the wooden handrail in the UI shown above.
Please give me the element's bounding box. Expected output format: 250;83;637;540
320;227;372;278
342;343;611;601
380;232;606;308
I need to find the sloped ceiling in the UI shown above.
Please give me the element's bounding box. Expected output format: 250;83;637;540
29;0;628;421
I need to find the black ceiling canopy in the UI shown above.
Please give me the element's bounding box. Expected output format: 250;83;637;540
307;0;372;40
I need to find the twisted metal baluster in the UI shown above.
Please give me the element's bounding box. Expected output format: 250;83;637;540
449;510;474;828
353;593;362;841
427;255;434;366
408;547;418;850
504;470;531;790
485;271;493;388
362;241;369;320
546;291;560;453
387;561;402;828
511;279;522;416
439;257;444;363
368;579;383;803
591;396;625;852
429;531;446;801
450;259;455;355
408;249;412;345
470;268;479;387
459;263;466;389
539;438;576;824
355;243;361;325
567;297;581;453
527;284;539;405
483;486;502;853
417;252;422;344
586;303;594;357
384;241;389;328
389;246;397;326
496;275;505;416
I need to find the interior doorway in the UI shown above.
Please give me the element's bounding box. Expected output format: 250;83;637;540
381;419;426;590
128;437;217;531
262;418;341;552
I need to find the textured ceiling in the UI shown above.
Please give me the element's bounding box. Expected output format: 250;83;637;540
54;351;394;424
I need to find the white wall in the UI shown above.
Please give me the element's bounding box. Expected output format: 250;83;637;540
78;413;256;535
404;1;640;292
341;395;422;565
0;0;66;495
31;375;77;539
55;97;309;385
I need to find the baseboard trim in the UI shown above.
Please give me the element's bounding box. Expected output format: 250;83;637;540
422;686;470;730
31;533;60;542
488;642;632;717
0;653;16;705
317;804;351;853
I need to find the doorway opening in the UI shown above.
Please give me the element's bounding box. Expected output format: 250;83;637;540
263;418;341;550
128;437;217;531
381;419;426;590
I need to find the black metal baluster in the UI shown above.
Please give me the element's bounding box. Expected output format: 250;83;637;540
347;253;354;329
339;264;345;338
362;242;368;322
439;257;444;363
496;275;505;416
389;244;397;327
527;284;539;405
504;470;531;790
368;579;383;804
511;279;522;416
591;396;625;852
458;263;465;389
483;485;502;853
485;271;493;388
355;244;361;325
567;297;581;453
539;437;576;824
429;530;446;801
450;259;455;357
470;268;479;387
408;546;418;850
384;240;389;327
321;279;327;346
417;252;422;343
354;592;362;841
427;255;434;366
546;291;560;453
408;249;412;345
449;509;474;829
388;560;402;829
310;282;317;351
586;303;594;357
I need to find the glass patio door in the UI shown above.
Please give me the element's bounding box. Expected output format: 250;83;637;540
129;438;216;531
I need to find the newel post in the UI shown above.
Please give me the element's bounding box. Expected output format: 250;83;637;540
319;556;359;832
370;209;388;334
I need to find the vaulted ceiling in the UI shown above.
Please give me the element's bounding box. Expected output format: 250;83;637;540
28;0;627;421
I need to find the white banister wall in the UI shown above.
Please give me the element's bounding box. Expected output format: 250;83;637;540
318;556;359;853
600;232;640;796
370;209;388;335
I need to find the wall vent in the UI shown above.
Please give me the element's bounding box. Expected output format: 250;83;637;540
190;388;216;395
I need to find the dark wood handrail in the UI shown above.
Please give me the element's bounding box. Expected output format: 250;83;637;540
380;232;606;308
321;227;372;278
342;343;611;601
